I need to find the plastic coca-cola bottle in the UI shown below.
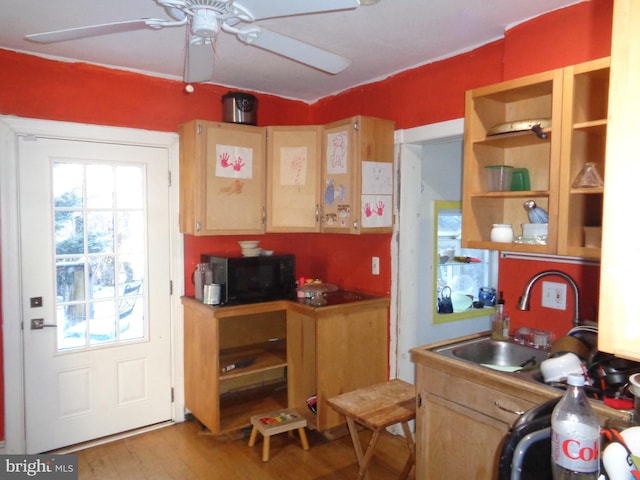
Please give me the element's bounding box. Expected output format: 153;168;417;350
551;373;601;480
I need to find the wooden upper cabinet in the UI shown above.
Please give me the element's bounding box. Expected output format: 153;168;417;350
462;58;610;257
321;116;395;234
179;116;394;235
599;0;640;362
462;69;563;254
266;125;322;233
179;120;266;235
557;57;610;259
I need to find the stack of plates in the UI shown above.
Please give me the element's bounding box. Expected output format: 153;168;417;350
238;240;261;257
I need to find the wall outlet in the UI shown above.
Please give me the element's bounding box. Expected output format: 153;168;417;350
541;281;567;310
372;256;380;275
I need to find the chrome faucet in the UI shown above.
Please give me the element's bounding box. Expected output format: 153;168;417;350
516;270;580;328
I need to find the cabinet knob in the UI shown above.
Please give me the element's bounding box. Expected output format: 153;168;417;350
196;221;201;233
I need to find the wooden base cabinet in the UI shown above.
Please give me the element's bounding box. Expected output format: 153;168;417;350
287;300;390;431
183;296;389;435
411;335;631;478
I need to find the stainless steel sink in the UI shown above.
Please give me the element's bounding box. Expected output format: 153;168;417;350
433;336;549;372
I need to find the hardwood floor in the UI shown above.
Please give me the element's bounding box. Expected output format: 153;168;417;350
75;419;414;479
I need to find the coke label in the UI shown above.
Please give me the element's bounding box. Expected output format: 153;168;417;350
552;426;600;473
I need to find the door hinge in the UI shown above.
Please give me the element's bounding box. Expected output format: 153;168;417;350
168;170;172;187
171;387;174;402
169;280;173;295
417;393;422;408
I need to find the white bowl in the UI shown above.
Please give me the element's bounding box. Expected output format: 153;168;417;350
261;250;274;256
540;352;583;383
241;248;261;257
452;293;472;312
238;240;260;249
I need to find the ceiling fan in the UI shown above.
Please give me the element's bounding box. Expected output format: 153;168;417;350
25;0;363;83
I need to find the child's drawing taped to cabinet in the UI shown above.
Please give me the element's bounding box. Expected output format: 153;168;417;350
362;161;392;228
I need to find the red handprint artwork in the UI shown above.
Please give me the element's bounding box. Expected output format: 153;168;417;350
364;202;374;218
232;156;245;171
216;145;253;179
220;152;231;168
364;201;385;217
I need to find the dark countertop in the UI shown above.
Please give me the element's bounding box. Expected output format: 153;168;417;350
296;289;379;307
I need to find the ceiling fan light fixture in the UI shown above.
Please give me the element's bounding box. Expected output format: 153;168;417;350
190;8;220;38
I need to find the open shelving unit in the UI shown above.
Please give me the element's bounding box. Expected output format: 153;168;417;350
462;57;610;258
558;57;610;258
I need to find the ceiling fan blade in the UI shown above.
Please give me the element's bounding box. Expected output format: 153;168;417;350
24;20;155;44
238;28;351;74
184;39;215;83
233;0;359;21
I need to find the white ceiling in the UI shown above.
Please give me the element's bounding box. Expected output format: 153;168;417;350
0;0;584;102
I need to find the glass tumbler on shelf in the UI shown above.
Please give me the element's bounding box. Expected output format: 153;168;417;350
572;162;603;188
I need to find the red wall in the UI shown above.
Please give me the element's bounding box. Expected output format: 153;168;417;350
0;0;614;441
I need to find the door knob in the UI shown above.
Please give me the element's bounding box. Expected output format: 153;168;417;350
30;318;57;330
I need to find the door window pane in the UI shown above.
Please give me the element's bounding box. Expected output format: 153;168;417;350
54;161;147;350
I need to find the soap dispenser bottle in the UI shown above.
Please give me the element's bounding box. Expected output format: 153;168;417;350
491;291;510;340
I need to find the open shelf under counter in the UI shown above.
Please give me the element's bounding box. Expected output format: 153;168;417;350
219;342;287;381
218;381;288;434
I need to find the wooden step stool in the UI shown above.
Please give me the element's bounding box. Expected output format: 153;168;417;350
248;409;310;462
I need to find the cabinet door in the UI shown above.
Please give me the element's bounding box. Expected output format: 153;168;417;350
179;120;266;235
314;300;389;430
321;117;359;233
183;300;221;433
462;70;563;253
599;0;640;362
321;116;395;234
557;57;609;258
417;391;510;479
266;125;322;232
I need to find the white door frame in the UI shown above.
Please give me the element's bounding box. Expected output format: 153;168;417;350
0;116;185;453
390;119;464;382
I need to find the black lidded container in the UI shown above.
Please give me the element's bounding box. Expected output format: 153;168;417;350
221;91;257;126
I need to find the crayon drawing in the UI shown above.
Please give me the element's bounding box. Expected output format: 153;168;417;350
326;131;348;174
280;146;307;186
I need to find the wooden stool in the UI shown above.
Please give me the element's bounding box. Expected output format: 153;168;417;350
248;409;310;462
327;379;416;480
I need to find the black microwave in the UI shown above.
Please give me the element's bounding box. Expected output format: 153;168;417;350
201;254;296;305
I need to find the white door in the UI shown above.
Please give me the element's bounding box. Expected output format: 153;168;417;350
18;136;173;453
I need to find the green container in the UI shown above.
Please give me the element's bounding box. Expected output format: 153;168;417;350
510;168;531;191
